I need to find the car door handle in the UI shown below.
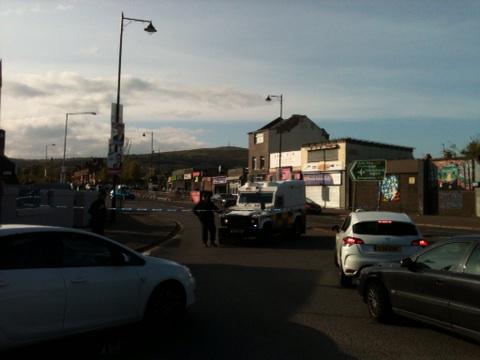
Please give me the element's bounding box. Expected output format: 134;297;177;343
0;281;9;287
435;280;445;286
71;278;87;284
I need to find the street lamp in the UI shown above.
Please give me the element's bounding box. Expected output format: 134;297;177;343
61;112;96;183
265;94;283;118
44;143;55;180
265;94;284;180
143;131;154;180
111;12;157;209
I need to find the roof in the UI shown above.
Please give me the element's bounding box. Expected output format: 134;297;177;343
250;115;330;138
303;137;414;152
253;117;283;132
351;211;413;223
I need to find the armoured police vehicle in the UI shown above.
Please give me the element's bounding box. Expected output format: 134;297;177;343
218;180;306;242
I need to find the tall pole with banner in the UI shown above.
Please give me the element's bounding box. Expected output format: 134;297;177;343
110;12;156;217
108;103;124;213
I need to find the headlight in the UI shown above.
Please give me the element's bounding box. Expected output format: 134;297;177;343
221;217;229;225
251;217;258;225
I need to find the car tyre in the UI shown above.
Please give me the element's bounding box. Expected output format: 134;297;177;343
258;223;273;242
366;280;392;323
293;218;302;240
144;281;186;328
339;263;353;287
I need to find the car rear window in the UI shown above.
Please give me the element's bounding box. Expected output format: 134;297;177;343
353;221;419;236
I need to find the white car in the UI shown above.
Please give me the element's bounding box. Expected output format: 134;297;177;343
333;211;428;287
0;224;195;351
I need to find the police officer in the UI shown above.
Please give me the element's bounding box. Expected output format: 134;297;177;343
193;191;220;247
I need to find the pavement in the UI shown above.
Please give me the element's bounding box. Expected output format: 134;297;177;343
104;213;180;252
321;208;480;231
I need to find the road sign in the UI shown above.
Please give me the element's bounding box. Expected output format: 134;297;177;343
349;160;386;181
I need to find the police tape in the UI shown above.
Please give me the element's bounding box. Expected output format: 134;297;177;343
16;204;285;213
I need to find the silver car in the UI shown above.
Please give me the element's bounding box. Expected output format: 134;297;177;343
333;211;428;286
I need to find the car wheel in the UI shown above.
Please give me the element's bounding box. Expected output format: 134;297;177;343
145;281;186;326
339;263;353;287
259;223;272;242
285;219;301;241
366;281;392;323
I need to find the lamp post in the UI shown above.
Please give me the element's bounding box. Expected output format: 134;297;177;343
61;112;96;183
265;94;283;180
44;143;55;180
111;12;157;209
143;131;154;180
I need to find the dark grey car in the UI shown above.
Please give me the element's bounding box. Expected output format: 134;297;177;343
358;236;480;342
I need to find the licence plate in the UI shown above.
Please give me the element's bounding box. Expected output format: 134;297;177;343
374;245;401;252
231;229;244;234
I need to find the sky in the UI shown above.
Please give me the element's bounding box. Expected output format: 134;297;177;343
0;0;479;159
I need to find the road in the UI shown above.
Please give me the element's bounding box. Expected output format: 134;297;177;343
7;200;480;359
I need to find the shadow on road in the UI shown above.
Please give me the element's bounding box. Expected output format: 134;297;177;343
221;234;335;251
4;264;356;359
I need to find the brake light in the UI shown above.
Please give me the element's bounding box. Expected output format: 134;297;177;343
378;220;392;224
411;239;429;247
343;236;364;246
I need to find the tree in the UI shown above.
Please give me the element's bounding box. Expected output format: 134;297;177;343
121;159;142;184
442;143;458;159
461;135;480;160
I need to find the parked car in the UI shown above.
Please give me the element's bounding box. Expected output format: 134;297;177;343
109;187;135;200
0;224;195;351
305;198;322;214
357;235;480;342
333;211;427;287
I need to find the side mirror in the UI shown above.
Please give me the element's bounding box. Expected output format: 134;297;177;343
331;225;340;233
400;257;414;270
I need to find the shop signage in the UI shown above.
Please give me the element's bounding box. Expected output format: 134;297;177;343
303;172;342;185
213;176;227;184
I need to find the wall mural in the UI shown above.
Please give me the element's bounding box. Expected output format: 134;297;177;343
381;175;400;202
434;160;473;190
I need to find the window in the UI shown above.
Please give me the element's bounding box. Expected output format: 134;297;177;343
0;233;61;270
353;221;419;236
252;157;257;170
239;192;273;204
308;148;339;162
260;156;265;170
60;233;115;267
254;133;264;144
415;242;471;271
464;245;480;275
340;216;351;232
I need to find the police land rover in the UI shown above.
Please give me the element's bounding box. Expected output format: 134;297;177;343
218;180;306;243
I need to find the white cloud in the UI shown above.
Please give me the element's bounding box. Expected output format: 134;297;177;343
2;71;257;158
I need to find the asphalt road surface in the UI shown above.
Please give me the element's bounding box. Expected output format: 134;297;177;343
6;200;480;359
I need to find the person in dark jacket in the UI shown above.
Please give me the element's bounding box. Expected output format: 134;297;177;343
193;191;220;247
88;189;108;235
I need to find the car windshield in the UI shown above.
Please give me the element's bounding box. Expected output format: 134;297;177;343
353;221;419;236
238;192;273;204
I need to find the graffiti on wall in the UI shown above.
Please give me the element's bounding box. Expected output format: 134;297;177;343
381;175;400;202
434;160;473;190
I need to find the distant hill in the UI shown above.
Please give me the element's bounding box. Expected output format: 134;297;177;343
128;146;248;172
12;146;248;174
